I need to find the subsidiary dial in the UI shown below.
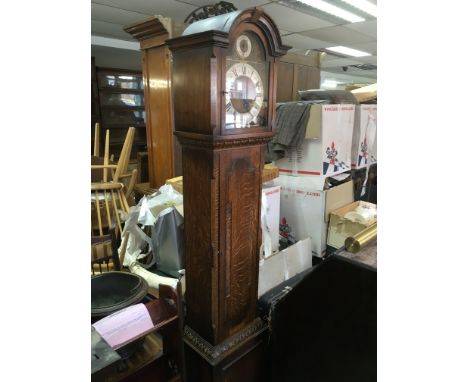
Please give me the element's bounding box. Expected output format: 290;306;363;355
235;34;252;58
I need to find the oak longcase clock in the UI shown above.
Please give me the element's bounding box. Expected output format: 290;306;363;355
168;8;289;382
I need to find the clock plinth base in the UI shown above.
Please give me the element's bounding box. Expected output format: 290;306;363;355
183;318;268;382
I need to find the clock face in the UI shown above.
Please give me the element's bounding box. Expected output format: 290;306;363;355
225;63;264;128
225;32;269;130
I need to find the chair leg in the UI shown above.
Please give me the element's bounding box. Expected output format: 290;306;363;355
94;191;103;236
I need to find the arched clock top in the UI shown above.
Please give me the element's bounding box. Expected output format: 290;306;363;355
181;8;290;57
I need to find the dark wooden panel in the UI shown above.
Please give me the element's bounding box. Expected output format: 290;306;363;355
172;48;214;135
219;334;267;382
219;146;262;339
276;61;294;102
295;64;320;98
182;147;219;344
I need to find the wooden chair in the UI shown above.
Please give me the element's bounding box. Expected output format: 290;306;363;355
91;128;134;238
91;232;121;275
94;122;100;157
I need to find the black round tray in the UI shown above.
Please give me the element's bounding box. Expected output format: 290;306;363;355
91;271;149;321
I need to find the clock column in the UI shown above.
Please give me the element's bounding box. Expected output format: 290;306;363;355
168;8;289;381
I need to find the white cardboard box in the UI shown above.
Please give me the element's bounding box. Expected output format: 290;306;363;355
274;104;355;177
261;185;281;257
258;237;312;297
351;104;377;169
274;175;354;256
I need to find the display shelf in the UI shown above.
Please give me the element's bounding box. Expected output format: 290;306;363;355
94;67;147;160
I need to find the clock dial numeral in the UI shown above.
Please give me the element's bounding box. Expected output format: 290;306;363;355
225;62;265;129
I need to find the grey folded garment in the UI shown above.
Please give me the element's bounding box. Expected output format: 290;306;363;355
267;102;311;161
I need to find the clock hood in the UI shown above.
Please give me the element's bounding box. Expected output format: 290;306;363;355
181;8;290;57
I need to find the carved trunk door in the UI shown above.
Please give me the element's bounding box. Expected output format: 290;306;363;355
218;145;262;340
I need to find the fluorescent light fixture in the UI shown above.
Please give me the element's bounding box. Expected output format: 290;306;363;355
322;80;338;88
299;0;365;23
342;0;377;17
325;46;371;57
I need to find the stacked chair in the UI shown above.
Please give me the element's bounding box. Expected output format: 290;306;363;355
91;124;136;274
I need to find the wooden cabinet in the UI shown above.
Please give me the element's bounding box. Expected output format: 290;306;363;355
124;17;178;188
95;68;147;160
296;63;320;93
276;53;321;102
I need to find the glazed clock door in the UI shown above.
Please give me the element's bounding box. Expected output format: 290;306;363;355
225;31;270;131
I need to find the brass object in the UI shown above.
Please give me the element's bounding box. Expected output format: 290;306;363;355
345;222;377;253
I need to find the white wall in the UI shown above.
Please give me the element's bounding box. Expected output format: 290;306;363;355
91;43;142;71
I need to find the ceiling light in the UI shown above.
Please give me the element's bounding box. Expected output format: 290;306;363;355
299;0;365;23
322;80;338;88
342;0;377;17
325;46;371;57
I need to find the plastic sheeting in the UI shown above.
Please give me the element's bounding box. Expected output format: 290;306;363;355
119;185;185;289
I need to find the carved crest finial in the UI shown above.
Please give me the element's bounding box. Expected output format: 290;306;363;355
184;1;238;25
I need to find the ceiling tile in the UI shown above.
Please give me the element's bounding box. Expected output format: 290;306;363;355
342;20;377;38
92;4;152;25
321;57;363;68
91;20;134;41
281;33;330;51
345;41;377;55
301;25;375;45
180;0;270;8
92;0;197;22
261;3;335;33
322;52;344;61
352;55;377;65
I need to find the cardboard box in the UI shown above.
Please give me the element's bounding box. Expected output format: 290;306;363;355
351;105;377;169
258;238;312;297
165;176;183;194
274;175;354;256
327;200;377;250
274;104;355;177
262;185;281;256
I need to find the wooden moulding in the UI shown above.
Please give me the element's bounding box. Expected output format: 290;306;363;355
124;16;172;43
183;318;268;366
